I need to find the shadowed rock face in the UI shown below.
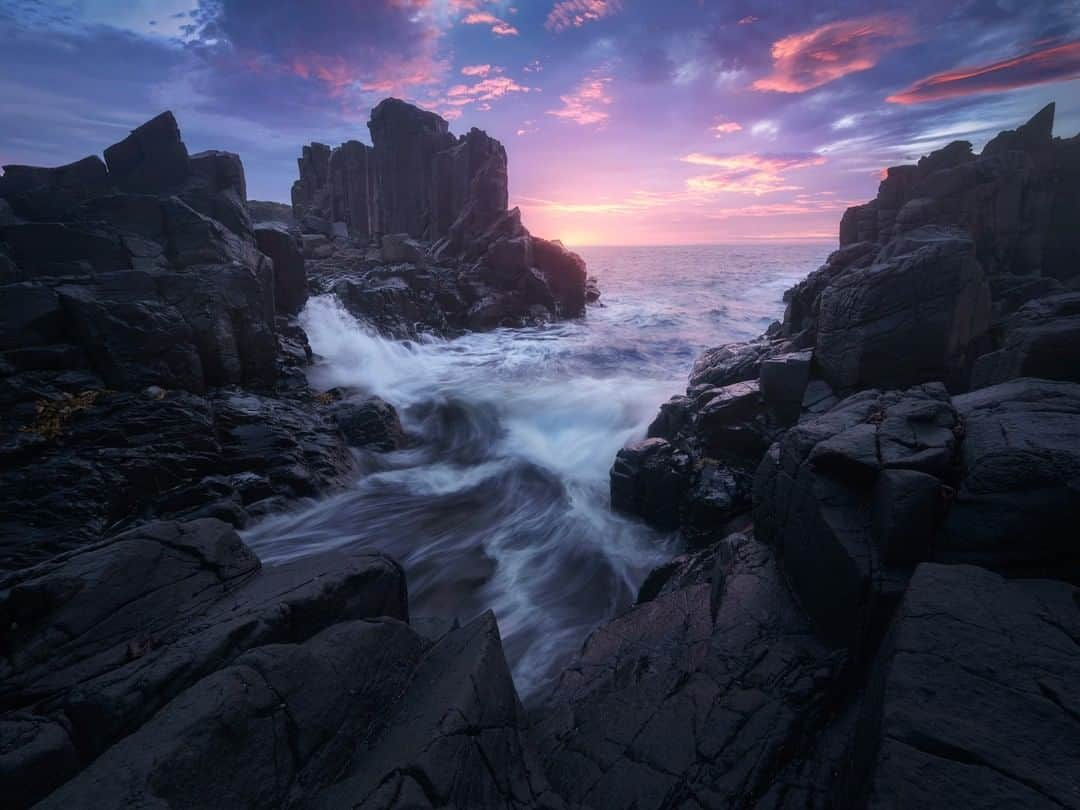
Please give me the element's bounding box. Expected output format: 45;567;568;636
0;519;563;810
289;99;592;333
839;103;1080;283
586;104;1080;810
0;113;413;568
292;99;508;245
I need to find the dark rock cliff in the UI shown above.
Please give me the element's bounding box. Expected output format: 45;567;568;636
289;98;592;336
576;103;1080;809
292;98;507;245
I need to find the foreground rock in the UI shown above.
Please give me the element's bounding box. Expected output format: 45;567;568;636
0;519;561;808
291;98;592;337
538;533;846;809
613;102;1079;541
848;563;1080;807
585;103;1080;809
0;113;422;571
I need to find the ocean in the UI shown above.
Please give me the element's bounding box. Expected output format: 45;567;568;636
243;243;829;700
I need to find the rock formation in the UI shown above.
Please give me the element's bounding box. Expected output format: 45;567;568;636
576;103;1080;808
292;98;507;245
0;113;401;571
288;98;591;336
4;101;1077;809
0;111;567;808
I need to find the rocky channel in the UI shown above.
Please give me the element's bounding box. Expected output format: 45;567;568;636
2;102;1078;809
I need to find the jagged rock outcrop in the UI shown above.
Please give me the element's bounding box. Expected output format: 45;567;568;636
582;103;1080;810
290;99;591;335
0;113;416;570
292;99;508;246
839;102;1080;283
613;103;1077;537
0;519;562;809
537;532;847;809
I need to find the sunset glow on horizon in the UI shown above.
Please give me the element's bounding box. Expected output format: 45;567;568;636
1;0;1077;245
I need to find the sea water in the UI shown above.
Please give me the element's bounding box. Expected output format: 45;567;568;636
243;243;827;700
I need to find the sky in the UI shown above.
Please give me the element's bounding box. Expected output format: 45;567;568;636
1;1;1078;245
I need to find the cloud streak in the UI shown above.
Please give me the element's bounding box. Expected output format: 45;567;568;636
546;0;622;32
887;40;1080;104
713;121;742;136
445;75;534;106
547;71;613;125
753;14;913;94
463;11;518;37
681;152;827;195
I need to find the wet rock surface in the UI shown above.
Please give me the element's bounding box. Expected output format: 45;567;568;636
289;99;593;338
537;533;846;810
584;104;1080;810
1;519;563;809
3;99;1079;809
0;113;376;573
848;563;1080;808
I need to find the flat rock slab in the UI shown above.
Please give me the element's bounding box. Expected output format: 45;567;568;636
853;563;1080;809
538;534;844;809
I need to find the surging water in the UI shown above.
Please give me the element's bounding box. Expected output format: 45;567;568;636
243;243;827;700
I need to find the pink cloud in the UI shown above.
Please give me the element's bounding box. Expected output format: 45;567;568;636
463;11;519;36
445;75;534;106
546;0;622;32
887;40;1080;104
712;121;742;136
753;14;913;94
461;64;494;76
547;72;613;125
214;0;447;100
681;152;826;195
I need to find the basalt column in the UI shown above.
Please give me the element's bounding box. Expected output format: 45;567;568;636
367;98;455;239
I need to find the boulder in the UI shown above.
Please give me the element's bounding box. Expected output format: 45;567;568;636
380;232;427;265
753;384;958;649
937;378;1080;574
849;563;1080;808
181;149;252;239
689;338;779;388
610;438;693;530
531;237;587;318
695;379;770;456
328;395;407;451
299;213;333;236
815;227;990;392
759;349;813;423
971;292;1080;387
254;222;307;315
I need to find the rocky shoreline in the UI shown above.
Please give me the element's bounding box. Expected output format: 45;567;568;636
592;102;1080;807
2;102;1078;808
